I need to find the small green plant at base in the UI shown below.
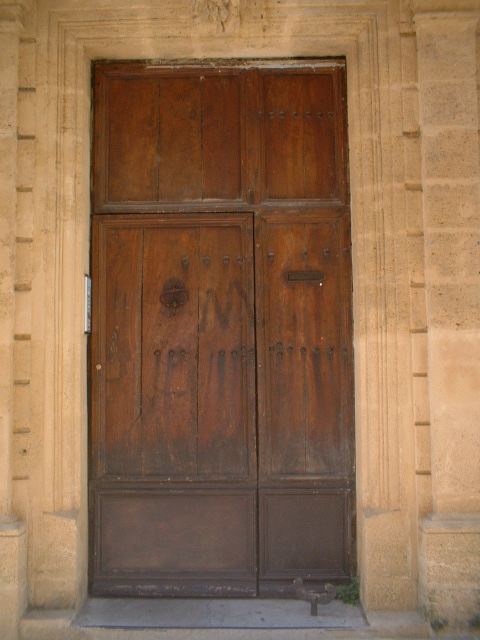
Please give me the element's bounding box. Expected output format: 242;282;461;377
336;576;360;605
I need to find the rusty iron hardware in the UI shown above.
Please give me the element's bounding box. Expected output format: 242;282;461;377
323;248;330;256
223;255;230;263
203;256;211;265
154;349;161;357
284;270;324;282
293;578;336;616
237;255;244;264
268;252;275;260
160;279;189;310
181;256;189;266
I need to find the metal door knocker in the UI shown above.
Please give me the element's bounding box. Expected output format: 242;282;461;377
160;278;189;315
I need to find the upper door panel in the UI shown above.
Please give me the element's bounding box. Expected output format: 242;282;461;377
92;62;348;212
259;69;348;203
93;65;245;210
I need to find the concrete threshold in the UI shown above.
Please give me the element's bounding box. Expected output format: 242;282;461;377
20;598;432;640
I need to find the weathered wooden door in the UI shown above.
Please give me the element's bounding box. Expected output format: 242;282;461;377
90;61;355;597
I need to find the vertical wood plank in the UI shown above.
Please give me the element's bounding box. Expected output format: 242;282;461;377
303;221;344;474
263;75;304;199
197;224;250;477
141;226;199;476
157;78;202;200
107;79;159;202
104;226;143;475
261;221;307;477
303;74;337;199
202;75;242;200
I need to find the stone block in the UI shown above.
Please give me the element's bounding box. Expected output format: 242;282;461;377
403;136;421;183
13;384;30;432
0;87;17;134
13;290;31;336
0;520;27;640
17;90;36;137
405;188;423;233
407;235;424;284
428;284;480;329
16;190;34;238
425;231;480;281
0;137;16;204
419;515;480;629
15;241;33;288
422;129;479;181
16;139;34;189
423;182;480;228
409;286;427;331
31;513;79;609
411;332;427;374
416;473;433;518
420;80;477;127
429;409;480;513
402;87;419;133
360;510;417;611
12;431;30;479
13;340;31;382
430;330;480;404
413;376;430;424
415;423;431;472
18;41;35;89
400;33;417;85
416;27;477;83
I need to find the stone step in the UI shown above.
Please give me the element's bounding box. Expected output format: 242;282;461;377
19;599;431;640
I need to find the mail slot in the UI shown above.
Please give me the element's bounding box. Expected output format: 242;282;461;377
284;271;324;282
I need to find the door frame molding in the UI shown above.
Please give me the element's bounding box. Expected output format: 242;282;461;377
38;1;415;610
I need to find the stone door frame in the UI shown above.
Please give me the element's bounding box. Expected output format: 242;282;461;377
37;1;415;609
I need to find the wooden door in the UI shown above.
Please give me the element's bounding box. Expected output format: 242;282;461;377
90;61;354;597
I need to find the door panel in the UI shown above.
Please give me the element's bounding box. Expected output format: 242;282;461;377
90;214;257;596
256;213;354;592
259;490;349;578
94;490;256;596
94;67;244;209
257;215;353;479
260;70;347;202
90;61;354;597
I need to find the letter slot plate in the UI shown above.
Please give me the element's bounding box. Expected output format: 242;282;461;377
284;270;324;282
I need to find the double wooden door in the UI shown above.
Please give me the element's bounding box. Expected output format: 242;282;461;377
89;61;355;597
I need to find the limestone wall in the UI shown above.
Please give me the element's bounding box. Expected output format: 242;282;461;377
0;1;479;638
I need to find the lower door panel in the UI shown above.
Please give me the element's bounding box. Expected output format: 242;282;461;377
92;487;257;596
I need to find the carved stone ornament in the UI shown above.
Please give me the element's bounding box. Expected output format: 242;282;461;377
192;0;239;33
